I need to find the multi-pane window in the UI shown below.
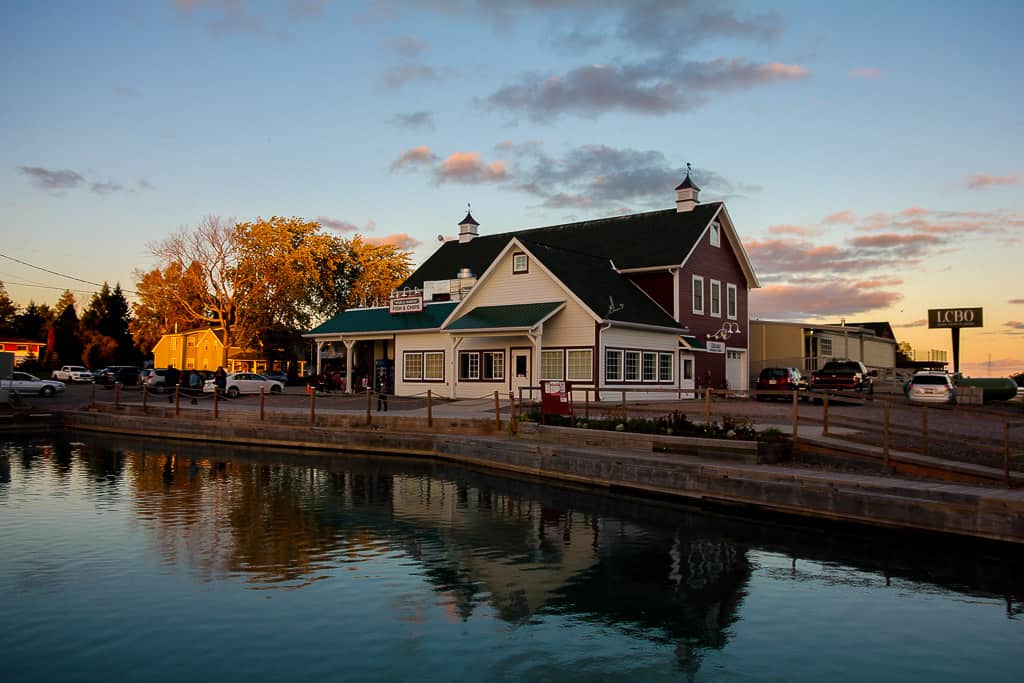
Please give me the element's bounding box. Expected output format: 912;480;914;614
459;352;480;380
404;352;423;380
642;352;657;382
727;283;737;320
482;351;504;381
710;279;721;317
512;252;528;273
605;349;622;382
659;352;673;382
624;351;641;382
566;349;592;381
692;276;704;314
424;352;444;380
541;350;564;380
820;337;833;356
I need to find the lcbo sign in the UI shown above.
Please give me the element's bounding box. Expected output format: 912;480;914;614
928;307;983;329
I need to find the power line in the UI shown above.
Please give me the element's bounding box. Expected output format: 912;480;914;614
0;279;95;295
0;252;137;295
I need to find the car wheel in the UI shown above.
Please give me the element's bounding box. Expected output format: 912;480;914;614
41;386;55;397
227;386;240;398
270;385;282;394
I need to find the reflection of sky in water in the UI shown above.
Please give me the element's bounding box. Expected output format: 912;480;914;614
1;433;1022;682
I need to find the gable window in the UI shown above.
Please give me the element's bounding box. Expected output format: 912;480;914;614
540;350;564;380
624;351;641;382
710;279;721;317
605;349;622;382
566;349;593;382
659;352;674;382
692;275;704;315
710;221;721;247
512;252;528;274
727;283;738;320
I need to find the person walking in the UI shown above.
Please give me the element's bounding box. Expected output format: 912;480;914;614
215;366;227;396
376;377;388;412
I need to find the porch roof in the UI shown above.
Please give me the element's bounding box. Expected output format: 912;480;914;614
306;302;458;336
444;301;564;332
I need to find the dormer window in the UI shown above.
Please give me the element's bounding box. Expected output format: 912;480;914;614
710;221;721;247
512;252;528;274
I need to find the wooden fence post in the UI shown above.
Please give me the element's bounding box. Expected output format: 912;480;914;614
823;395;830;436
427;389;433;428
213;387;219;419
791;390;798;445
922;411;928;456
114;383;120;410
310;386;317;424
883;401;891;468
142;384;148;412
1005;422;1011;487
584;389;590;421
175;385;180;416
621;390;627;420
509;391;516;434
494;391;501;431
259;386;265;421
705;387;712;424
365;386;372;425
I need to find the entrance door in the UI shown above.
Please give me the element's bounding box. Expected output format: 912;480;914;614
726;350;746;391
680;352;695;399
511;349;531;399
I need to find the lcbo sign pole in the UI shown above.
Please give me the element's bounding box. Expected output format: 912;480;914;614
928;307;983;373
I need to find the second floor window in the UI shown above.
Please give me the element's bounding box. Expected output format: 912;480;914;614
710;280;721;317
692;276;704;315
727;283;737;320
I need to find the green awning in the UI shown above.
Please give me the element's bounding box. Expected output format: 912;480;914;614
306;302;458;336
680;335;706;350
445;301;564;332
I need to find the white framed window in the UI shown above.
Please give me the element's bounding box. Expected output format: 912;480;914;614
567;349;593;382
459;352;480;380
541;349;564;380
512;252;528;274
424;351;444;380
624;351;641;382
709;221;721;247
605;349;622;382
727;283;737;320
710;279;721;317
820;337;833;356
658;352;673;382
482;351;504;381
642;352;657;382
403;351;423;380
683;357;694;380
692;275;704;315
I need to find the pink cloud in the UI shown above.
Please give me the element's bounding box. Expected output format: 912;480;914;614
900;206;928;217
366;232;422;251
894;319;928;328
1005;321;1024;330
853;278;903;289
760;62;810;79
1010;299;1024;304
767;224;818;236
750;282;901;318
850;233;942;249
390;145;438;170
435;151;508;184
849;67;880;79
318;216;376;233
822;210;855;224
964;173;1024;190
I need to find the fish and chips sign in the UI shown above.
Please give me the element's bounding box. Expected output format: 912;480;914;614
389;288;424;314
928;307;983;329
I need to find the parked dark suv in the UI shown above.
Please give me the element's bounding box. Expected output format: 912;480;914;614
95;365;143;387
755;367;808;400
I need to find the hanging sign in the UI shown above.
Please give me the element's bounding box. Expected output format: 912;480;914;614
928;307;983;329
706;341;726;353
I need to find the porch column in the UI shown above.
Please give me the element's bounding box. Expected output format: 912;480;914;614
344;339;356;394
530;324;543;402
450;335;464;399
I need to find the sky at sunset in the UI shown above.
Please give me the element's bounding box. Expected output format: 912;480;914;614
1;1;1021;375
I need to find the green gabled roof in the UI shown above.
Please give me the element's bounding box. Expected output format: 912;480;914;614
307;302;458;336
681;335;706;350
445;301;564;331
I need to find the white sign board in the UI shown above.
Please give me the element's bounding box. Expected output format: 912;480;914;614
706;341;726;354
389;293;424;314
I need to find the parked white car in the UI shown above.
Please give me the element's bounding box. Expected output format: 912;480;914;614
53;365;93;383
203;372;284;398
905;371;956;404
6;371;66;397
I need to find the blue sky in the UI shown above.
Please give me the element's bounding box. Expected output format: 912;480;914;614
1;1;1021;372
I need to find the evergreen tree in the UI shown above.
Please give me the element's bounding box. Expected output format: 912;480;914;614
0;281;20;336
14;301;52;341
53;290;83;366
80;283;138;365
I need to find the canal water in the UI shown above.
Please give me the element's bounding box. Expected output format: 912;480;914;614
1;432;1022;682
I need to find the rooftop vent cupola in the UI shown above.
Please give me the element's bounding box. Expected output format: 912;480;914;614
675;163;700;213
458;204;480;243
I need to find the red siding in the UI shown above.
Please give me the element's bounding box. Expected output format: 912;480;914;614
627;272;674;316
678;221;751;387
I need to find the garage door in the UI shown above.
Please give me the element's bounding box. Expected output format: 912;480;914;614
726;350;746;391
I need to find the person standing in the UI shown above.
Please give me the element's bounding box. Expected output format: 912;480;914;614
215;366;227;395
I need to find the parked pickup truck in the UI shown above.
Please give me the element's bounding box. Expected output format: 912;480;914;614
810;360;875;393
52;365;93;382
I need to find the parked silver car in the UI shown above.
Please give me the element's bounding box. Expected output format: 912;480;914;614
203;372;284;398
905;371;956;404
6;371;66;397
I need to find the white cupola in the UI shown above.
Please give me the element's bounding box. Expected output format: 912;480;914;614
675;163;700;213
458;205;480;243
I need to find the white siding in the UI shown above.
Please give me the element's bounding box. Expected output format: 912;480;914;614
863;338;896;370
394;332;451;397
598;326;680;400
